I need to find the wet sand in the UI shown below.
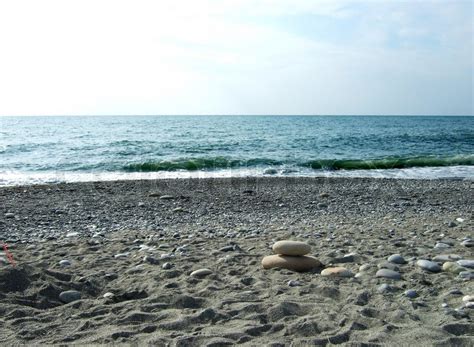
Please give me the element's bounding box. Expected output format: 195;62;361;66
0;177;473;345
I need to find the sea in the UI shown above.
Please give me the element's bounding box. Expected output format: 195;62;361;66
0;116;473;186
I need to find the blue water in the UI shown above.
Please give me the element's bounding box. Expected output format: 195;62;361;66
0;116;473;185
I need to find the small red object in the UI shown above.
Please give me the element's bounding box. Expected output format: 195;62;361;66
2;243;16;267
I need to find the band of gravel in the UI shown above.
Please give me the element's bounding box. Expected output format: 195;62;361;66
0;177;472;345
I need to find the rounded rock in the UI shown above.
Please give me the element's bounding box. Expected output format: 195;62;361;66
416;259;441;273
387;254;406;264
262;255;322;272
443;261;466;274
272;240;311;256
59;290;81;303
462;295;474;303
59;260;71;267
376;269;401;280
190;268;213;277
457;260;474;269
404;289;418;298
103;292;114;299
320;267;354;278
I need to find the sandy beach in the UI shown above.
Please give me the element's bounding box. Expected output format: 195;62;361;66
0;177;473;345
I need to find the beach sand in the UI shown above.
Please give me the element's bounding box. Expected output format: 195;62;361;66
0;177;473;345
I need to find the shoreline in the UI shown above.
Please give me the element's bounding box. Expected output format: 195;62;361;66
0;177;473;345
1;164;473;187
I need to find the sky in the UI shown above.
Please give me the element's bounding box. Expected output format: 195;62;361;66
0;0;472;116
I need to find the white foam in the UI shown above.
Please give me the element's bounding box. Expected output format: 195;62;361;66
0;165;473;187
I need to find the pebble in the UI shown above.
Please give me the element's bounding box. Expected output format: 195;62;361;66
375;269;401;280
5;213;15;218
462;295;474;303
457;260;474;269
321;267;354;278
387;254;406;264
465;302;474;309
103;292;114;299
162;262;173;270
59;290;81;303
442;262;466;274
416;259;441;273
272;240;311;256
59;260;71;267
66;232;79;237
143;255;159;265
287;280;302;287
317;203;328;209
434;242;451;250
461;239;474;247
262;255;322;272
447;221;457;228
159;195;174;200
459;271;474;280
404;289;418;298
114;253;129;258
190;268;213;278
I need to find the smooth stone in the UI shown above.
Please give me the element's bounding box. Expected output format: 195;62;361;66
272;241;311;256
461;240;474;247
320;267;354;278
433;254;462;263
434;242;451;250
262;255;322;272
59;290;81;303
465;302;474;309
5;213;15;218
287;280;302;287
190;268;213;277
114;253;129;258
404;289;418;298
159;195;174;200
103;292;114;299
376;269;401;280
443;262;466;274
416;259;441;273
143;255;159;265
378;262;400;272
462;295;474;302
59;260;71;267
162;262;173;270
459;271;474;280
457;260;474;269
66;232;79;237
387;254;406;264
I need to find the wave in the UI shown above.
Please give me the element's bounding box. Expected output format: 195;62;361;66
123;157;283;171
303;155;474;170
123;155;474;172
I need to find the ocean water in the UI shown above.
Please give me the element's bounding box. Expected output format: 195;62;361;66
0;116;473;186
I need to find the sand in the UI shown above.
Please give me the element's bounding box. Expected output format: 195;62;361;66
0;177;473;345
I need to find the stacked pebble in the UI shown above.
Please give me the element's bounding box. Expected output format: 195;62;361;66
261;240;322;272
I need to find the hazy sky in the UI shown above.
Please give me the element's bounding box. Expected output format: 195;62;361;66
0;0;472;116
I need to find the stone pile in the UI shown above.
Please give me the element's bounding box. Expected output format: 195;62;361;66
262;240;322;272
